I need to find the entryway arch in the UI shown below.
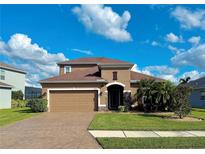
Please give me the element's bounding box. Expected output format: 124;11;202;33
106;82;124;110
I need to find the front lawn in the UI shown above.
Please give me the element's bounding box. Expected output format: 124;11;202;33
0;107;40;127
97;137;205;149
89;108;205;130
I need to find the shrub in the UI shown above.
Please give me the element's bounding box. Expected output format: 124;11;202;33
29;99;48;112
12;90;24;100
11;99;28;108
118;106;126;112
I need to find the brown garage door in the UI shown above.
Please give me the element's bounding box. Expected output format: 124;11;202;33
49;90;97;112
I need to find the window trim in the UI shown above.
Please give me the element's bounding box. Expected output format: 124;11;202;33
113;71;117;80
64;66;71;73
200;91;205;101
0;69;5;80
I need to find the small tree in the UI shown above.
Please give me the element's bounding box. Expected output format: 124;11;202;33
12;90;24;100
173;83;192;119
123;92;132;111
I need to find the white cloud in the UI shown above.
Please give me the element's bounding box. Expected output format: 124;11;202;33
71;48;93;55
171;6;205;30
131;64;205;83
160;74;178;83
131;64;152;75
168;45;185;55
72;4;132;42
165;33;183;43
132;64;179;82
144;65;179;76
188;36;201;45
0;33;67;87
151;41;160;46
180;70;205;81
171;44;205;70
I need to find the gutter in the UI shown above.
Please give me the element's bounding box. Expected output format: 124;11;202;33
57;62;134;67
39;79;108;84
0;66;26;74
0;84;13;88
99;64;134;68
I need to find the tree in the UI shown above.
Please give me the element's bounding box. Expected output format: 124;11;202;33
12;90;24;100
135;80;156;112
135;80;176;112
173;85;192;119
179;76;191;84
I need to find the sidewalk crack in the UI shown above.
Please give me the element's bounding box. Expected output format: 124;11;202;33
122;131;127;138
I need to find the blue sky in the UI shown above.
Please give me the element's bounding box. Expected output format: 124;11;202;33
1;4;205;87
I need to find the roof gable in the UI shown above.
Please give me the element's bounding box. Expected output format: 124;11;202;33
39;66;106;83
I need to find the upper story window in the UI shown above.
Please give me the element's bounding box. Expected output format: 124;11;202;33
64;66;71;74
113;71;117;80
200;91;205;100
0;69;5;80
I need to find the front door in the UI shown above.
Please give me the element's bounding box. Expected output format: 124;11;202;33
108;85;123;110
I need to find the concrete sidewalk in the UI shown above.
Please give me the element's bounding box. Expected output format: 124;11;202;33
89;130;205;138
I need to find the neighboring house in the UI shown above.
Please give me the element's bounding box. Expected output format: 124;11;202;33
25;86;42;99
0;62;26;109
0;82;12;109
0;62;26;95
39;57;162;112
188;76;205;108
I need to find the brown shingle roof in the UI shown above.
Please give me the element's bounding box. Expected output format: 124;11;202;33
39;66;106;83
0;82;12;88
58;57;133;65
0;62;26;74
130;71;164;81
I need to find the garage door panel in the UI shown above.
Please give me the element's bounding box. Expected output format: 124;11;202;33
49;90;97;112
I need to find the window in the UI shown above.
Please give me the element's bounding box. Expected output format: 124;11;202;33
113;71;117;80
0;69;5;80
64;66;71;73
200;91;205;100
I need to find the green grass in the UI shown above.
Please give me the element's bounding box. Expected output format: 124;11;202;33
89;108;205;130
0;107;40;127
97;137;205;149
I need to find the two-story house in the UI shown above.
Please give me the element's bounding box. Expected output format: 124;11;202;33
0;62;26;108
39;57;162;112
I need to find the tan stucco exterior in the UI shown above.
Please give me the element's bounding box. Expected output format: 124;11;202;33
41;62;141;112
59;64;96;75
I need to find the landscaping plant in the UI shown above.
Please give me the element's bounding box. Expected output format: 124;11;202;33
29;99;48;112
11;99;28;108
135;80;176;112
123;92;132;111
173;78;192;119
118;106;126;112
12;90;24;100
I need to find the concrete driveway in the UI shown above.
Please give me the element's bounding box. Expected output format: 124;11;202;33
0;112;100;149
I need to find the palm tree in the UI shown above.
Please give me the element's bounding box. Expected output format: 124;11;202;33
179;77;191;84
135;80;176;112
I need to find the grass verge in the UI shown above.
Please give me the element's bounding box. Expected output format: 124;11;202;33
0;107;40;127
89;108;205;130
97;137;205;149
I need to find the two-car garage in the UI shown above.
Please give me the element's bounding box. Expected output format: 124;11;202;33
48;89;98;112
